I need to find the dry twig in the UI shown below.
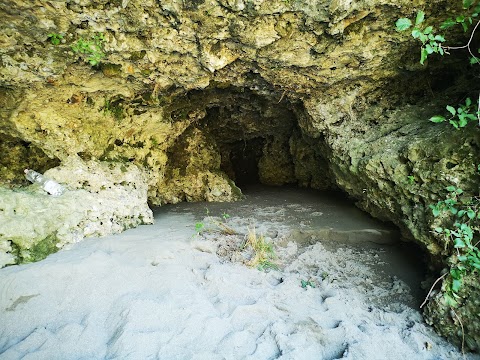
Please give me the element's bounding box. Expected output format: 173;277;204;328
420;272;447;309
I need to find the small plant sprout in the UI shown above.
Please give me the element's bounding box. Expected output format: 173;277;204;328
193;209;236;236
244;226;278;271
195;222;205;234
301;279;316;289
407;175;416;184
47;33;63;45
71;33;106;66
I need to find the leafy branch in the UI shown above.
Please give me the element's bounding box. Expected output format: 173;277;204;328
429;185;480;307
396;11;446;65
430;97;480;128
396;4;480;129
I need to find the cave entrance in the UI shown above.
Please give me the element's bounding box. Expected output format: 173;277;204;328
161;84;428;308
186;86;334;191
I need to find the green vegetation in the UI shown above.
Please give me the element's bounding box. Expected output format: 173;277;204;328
442;0;480;34
396;2;480;129
71;33;106;66
195;221;205;234
397;1;480;312
430;97;480;129
244;226;277;271
47;33;63;45
301;279;316;289
194;209;236;236
430;185;480;306
395;11;446;65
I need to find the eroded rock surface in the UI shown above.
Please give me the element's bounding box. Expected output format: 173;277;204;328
0;157;153;267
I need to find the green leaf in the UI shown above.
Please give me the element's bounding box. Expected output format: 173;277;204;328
420;48;428;64
411;28;422;39
425;44;434;54
458;255;468;261
471;56;480;64
465;97;472;107
445;293;458;307
446;185;456;192
396;18;412;31
416;11;425;25
451;267;465;279
423;26;433;35
472;262;480;270
434;227;443;233
430;115;446;123
467;209;476;219
452;278;462;292
454;238;466;248
195;222;205;233
446;105;456;116
457;15;466;23
464;0;474;9
455;188;463;195
450;120;459;129
441;19;456;29
434;34;446;42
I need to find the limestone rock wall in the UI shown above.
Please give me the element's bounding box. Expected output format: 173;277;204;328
0;156;153;267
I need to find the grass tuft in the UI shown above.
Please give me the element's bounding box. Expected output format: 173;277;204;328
244;227;277;270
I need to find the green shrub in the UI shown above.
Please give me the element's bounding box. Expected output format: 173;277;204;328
430;185;480;306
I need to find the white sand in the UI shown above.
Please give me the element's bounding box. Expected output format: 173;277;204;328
1;191;479;360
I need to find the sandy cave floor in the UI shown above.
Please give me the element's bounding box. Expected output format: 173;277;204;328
0;186;478;360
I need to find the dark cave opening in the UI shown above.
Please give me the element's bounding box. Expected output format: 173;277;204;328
187;86;333;191
220;138;266;186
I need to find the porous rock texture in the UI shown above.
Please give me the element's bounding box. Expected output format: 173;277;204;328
0;0;479;350
0;156;153;267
